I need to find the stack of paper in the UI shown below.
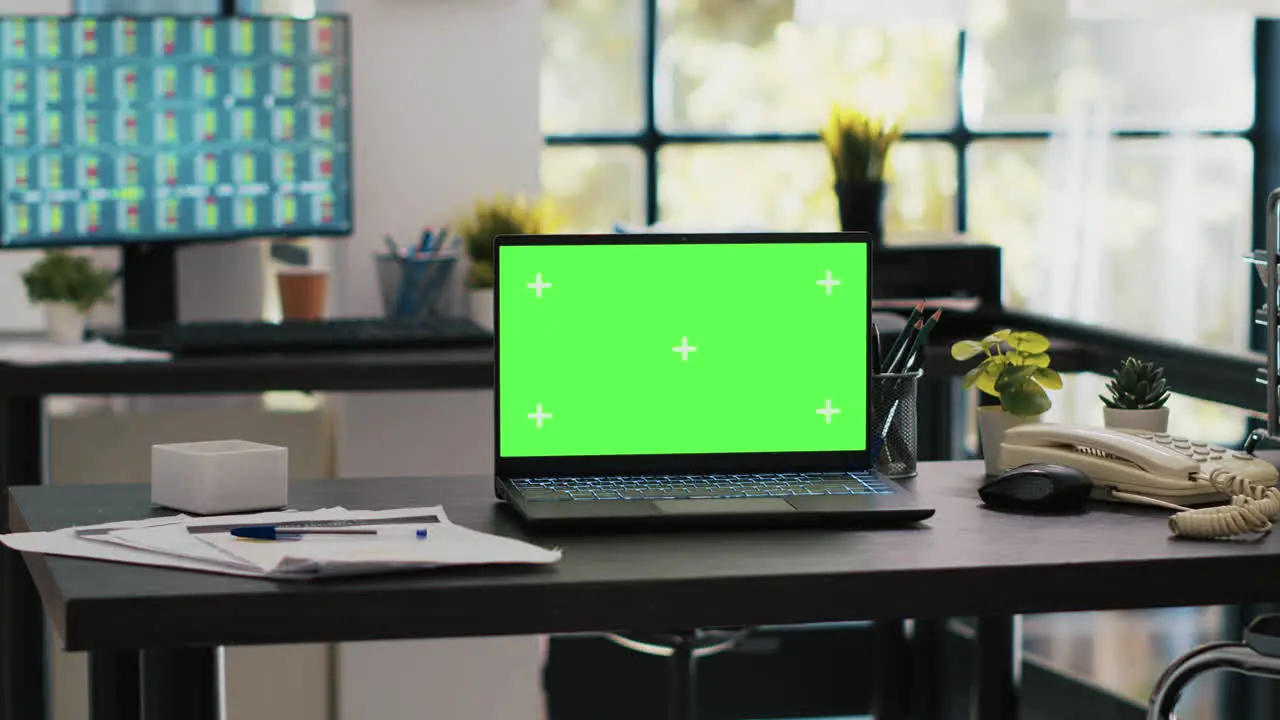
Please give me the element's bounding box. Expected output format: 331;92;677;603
1;507;561;580
0;338;172;365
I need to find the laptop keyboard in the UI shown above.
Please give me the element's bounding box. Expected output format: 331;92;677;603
510;472;893;502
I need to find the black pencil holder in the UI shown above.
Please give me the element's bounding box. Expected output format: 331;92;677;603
871;371;921;479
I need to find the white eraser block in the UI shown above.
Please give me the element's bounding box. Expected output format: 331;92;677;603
151;440;288;515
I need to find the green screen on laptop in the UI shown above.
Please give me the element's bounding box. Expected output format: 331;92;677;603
496;239;869;458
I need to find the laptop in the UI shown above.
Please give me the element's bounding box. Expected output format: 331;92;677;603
491;231;935;527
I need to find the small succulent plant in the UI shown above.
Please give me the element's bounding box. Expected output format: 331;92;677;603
1101;356;1171;410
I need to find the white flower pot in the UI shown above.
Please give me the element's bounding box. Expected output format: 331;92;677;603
44;302;85;344
978;406;1041;475
469;289;494;331
1103;407;1169;433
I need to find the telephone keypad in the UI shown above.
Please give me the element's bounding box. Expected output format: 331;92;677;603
1121;429;1265;469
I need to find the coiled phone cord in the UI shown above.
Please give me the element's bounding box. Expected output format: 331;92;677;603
1164;468;1280;540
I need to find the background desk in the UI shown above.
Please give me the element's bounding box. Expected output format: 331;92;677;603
14;462;1280;720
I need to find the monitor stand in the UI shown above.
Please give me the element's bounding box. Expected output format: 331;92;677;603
121;244;178;334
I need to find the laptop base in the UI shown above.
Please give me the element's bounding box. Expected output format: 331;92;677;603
496;476;935;529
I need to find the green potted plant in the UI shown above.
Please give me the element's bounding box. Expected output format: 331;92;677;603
455;194;556;330
951;329;1063;474
1100;356;1171;432
820;101;902;244
21;250;113;344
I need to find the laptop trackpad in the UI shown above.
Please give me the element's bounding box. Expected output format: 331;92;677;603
654;498;795;514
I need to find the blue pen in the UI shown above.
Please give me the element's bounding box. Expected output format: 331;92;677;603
420;228;437;254
394;255;425;317
230;525;429;541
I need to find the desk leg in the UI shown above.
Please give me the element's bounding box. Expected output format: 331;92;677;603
911;619;944;720
669;634;696;720
872;619;910;720
141;648;218;720
90;651;140;720
975;616;1019;720
0;395;44;720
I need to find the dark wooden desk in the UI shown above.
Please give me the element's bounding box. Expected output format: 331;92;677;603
0;328;1081;720
13;462;1280;719
0;346;493;720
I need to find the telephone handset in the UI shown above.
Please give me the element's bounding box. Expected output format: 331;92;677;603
999;423;1280;539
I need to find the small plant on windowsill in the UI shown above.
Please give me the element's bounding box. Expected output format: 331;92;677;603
20;250;114;344
1100;356;1172;433
950;329;1063;474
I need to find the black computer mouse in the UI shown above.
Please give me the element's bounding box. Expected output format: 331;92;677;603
979;463;1093;513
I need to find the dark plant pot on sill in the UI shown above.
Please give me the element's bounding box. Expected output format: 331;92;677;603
835;181;887;245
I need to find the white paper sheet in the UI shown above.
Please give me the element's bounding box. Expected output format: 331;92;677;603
0;339;171;365
2;506;561;580
4;520;273;579
196;522;562;578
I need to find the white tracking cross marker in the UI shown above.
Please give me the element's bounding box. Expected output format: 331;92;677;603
527;272;552;298
816;400;841;424
672;336;697;361
528;403;552;429
817;270;841;296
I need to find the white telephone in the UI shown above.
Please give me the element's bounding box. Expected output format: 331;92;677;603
999;423;1280;540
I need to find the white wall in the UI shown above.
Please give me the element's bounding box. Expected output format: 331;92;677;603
333;0;544;719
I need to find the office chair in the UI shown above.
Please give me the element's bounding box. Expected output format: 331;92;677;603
1147;614;1280;719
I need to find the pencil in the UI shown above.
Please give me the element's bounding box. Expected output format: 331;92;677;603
881;301;925;375
885;318;923;375
903;309;943;373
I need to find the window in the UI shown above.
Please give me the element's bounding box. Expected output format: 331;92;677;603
543;0;1257;442
543;4;1259;715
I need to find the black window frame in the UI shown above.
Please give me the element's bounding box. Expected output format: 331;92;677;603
544;2;1258;239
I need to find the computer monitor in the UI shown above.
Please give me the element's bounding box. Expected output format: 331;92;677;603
0;14;352;248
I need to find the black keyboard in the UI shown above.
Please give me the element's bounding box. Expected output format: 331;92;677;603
510;472;892;502
104;316;493;356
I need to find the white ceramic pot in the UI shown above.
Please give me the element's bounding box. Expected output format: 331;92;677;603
978;406;1041;475
469;289;494;331
1103;407;1169;433
44;302;85;344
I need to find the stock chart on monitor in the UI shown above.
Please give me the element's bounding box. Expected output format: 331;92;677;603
0;14;351;247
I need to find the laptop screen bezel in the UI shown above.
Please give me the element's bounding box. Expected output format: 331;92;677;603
492;231;875;479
